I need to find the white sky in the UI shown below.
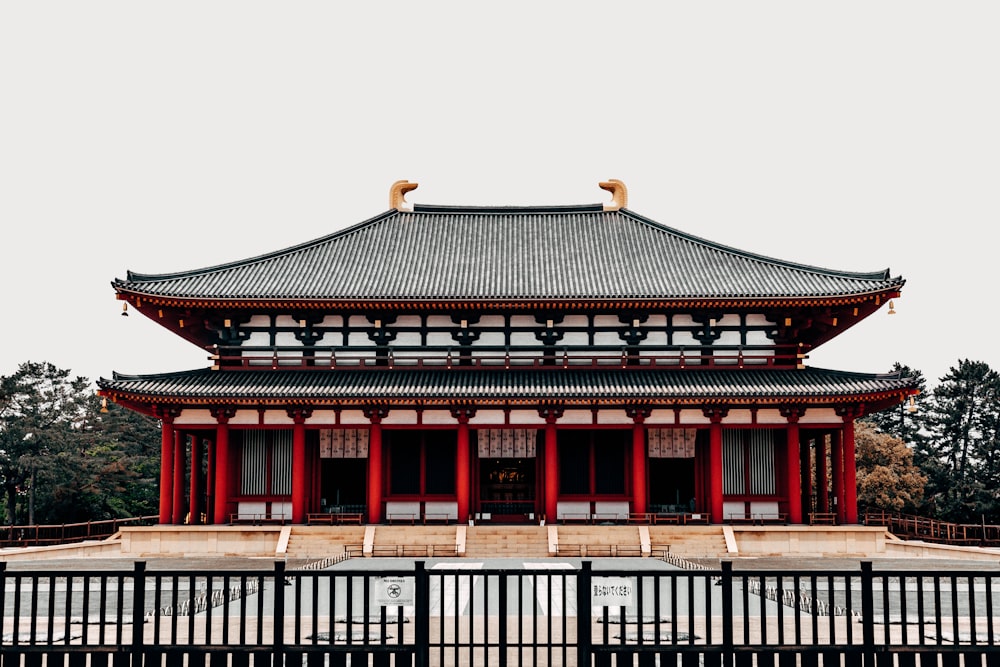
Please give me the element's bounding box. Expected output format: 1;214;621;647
1;2;997;390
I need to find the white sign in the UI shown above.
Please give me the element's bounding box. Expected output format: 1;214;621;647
374;577;414;607
591;577;635;607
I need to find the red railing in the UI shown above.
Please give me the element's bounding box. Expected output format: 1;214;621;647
211;345;804;371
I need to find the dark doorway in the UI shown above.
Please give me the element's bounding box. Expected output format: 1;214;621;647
649;458;696;512
320;459;367;514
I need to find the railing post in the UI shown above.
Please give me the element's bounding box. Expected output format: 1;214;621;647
274;561;285;664
860;561;875;667
132;561;146;664
415;561;429;667
577;561;592;667
721;561;734;667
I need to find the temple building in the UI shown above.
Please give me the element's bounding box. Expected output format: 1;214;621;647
98;180;918;527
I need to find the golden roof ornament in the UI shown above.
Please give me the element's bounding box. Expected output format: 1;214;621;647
389;180;419;211
599;179;628;211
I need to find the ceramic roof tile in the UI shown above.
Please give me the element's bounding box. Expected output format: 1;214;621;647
114;205;903;302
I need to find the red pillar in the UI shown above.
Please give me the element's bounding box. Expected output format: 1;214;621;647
213;410;233;525
817;435;829;514
843;418;859;524
291;411;308;524
455;410;472;523
543;411;560;524
172;431;186;525
706;409;726;524
189;436;201;525
159;414;175;524
831;430;844;524
629;408;650;515
366;408;386;524
782;409;803;524
205;438;215;524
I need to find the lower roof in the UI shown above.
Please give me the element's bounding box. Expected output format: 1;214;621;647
98;367;917;414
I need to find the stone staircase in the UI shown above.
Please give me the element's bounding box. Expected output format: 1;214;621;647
463;525;551;558
282;525;365;559
647;525;730;559
553;526;644;557
280;524;731;560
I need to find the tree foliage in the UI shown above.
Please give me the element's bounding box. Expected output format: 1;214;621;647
865;359;1000;524
0;361;160;525
854;421;926;513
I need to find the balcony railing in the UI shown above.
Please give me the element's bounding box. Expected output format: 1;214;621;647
210;344;804;371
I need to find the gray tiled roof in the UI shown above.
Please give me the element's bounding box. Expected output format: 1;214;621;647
114;205;903;302
98;367;915;404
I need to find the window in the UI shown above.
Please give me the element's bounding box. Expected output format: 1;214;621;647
386;430;457;496
557;429;628;496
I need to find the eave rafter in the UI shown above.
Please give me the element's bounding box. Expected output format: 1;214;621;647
98;387;916;419
116;290;902;313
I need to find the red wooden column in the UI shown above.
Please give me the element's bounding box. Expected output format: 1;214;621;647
172;431;186;525
158;410;177;524
831;430;844;524
540;407;563;524
212;408;235;525
189;435;202;525
817;434;829;514
452;408;475;524
841;411;860;524
627;407;651;515
289;409;311;524
781;408;805;524
703;408;728;524
365;407;389;524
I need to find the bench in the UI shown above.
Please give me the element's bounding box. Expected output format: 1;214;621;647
229;513;287;525
308;512;364;525
387;513;417;525
423;513;451;525
627;513;654;524
560;513;592;525
809;512;838;526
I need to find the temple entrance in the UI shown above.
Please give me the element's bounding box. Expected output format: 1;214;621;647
476;428;539;523
479;458;536;522
320;459;367;514
648;458;696;513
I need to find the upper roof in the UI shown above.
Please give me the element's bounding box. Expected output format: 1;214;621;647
114;203;904;304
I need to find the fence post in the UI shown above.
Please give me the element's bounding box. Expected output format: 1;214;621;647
860;561;875;667
721;560;734;667
274;561;286;664
577;560;592;666
414;561;429;667
131;561;146;663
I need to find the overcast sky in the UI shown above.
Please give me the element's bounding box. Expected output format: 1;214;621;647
2;2;997;392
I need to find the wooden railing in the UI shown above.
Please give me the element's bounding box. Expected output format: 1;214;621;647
0;515;158;548
864;510;1000;546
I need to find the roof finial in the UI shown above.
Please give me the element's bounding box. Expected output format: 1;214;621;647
599;179;628;211
389;180;419;211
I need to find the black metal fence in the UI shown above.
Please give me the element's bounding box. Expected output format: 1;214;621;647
1;560;999;666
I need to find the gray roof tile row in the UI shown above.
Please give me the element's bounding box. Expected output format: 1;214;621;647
115;205;903;302
99;367;914;404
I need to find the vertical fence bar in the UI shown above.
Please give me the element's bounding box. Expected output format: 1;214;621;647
132;562;146;661
577;561;592;667
721;561;734;667
860;561;875;667
274;561;285;664
415;561;429;667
